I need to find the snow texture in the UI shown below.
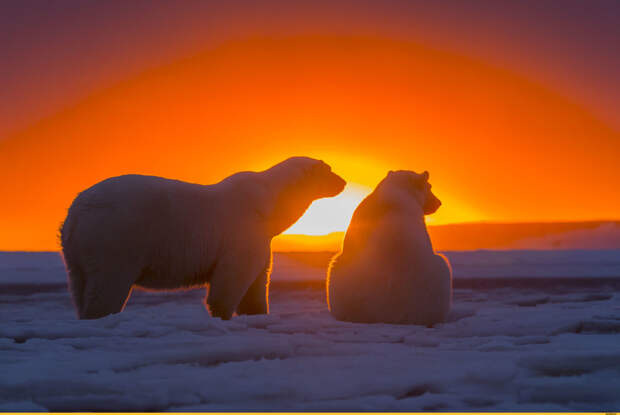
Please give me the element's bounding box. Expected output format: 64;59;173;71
1;251;619;411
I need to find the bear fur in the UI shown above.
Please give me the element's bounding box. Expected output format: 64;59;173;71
61;157;345;320
327;170;452;325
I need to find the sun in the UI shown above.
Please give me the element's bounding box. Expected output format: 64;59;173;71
283;183;371;236
276;152;483;241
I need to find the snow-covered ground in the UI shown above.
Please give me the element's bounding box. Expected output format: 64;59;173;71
1;251;619;411
4;250;620;284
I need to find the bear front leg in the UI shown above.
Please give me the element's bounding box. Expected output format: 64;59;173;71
236;259;270;315
205;242;270;320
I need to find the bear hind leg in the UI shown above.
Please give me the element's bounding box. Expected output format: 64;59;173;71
79;264;139;319
236;261;270;316
62;253;87;317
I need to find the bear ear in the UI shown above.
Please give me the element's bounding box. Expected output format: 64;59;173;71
421;171;429;181
307;160;332;178
317;160;332;172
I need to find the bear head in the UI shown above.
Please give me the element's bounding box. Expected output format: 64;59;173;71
382;170;442;215
262;157;346;235
271;156;346;199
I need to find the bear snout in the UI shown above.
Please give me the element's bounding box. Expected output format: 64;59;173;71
324;172;346;197
423;193;442;215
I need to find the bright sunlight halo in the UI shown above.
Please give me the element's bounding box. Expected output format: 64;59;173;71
283;183;370;236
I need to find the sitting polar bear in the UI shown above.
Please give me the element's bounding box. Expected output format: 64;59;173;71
327;170;452;325
61;157;345;319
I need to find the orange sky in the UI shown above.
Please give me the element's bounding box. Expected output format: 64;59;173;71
1;31;619;250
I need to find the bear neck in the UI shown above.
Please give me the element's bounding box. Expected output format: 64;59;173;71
267;191;314;236
258;166;320;237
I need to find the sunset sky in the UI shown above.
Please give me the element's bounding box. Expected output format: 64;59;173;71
1;0;619;251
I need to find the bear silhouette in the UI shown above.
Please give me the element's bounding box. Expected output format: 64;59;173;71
327;170;452;325
61;157;345;319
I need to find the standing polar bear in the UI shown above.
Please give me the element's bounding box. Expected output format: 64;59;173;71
327;170;452;325
61;157;345;320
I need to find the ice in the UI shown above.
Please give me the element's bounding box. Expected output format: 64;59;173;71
1;251;620;411
511;223;620;250
444;249;620;278
4;249;620;285
271;249;620;281
0;252;66;284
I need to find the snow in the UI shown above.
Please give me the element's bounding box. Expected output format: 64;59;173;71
1;251;620;411
276;249;620;283
0;252;66;284
444;249;620;278
3;250;620;285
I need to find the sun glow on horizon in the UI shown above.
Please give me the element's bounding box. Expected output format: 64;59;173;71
1;34;618;251
272;177;486;252
283;182;371;236
281;178;483;238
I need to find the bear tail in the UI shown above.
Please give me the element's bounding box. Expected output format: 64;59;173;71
60;209;86;317
62;253;86;318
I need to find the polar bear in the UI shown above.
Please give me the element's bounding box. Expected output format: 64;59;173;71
61;157;345;320
327;170;452;325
